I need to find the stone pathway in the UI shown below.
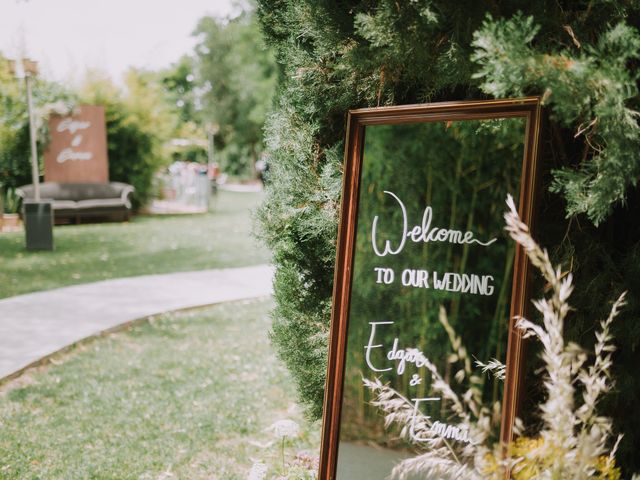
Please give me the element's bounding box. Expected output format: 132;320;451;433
0;265;273;380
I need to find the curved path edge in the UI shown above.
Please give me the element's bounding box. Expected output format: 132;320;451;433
0;265;274;381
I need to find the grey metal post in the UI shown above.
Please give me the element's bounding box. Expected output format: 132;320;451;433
25;72;40;201
208;130;215;170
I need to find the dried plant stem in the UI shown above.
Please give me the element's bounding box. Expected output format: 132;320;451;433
361;195;631;480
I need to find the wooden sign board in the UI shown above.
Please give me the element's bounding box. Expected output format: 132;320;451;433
319;98;542;479
44;105;109;183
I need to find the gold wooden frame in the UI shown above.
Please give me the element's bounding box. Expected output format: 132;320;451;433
319;97;543;479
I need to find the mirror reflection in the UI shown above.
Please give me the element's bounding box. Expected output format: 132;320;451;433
336;117;527;479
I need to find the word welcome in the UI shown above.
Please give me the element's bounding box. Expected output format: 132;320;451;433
374;267;495;296
371;190;497;257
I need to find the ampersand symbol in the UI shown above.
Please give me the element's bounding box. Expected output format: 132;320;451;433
409;374;422;387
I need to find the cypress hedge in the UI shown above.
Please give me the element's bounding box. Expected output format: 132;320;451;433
255;1;640;473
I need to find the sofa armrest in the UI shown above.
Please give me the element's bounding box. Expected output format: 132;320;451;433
15;186;28;200
119;185;135;209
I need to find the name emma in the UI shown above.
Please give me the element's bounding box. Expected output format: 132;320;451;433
371;190;497;257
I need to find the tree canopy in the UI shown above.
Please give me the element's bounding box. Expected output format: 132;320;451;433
192;11;277;176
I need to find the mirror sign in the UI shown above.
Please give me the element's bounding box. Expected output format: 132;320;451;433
319;98;543;479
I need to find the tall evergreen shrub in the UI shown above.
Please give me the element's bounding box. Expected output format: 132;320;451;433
256;1;640;472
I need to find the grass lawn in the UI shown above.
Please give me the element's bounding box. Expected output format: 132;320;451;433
0;190;269;299
0;298;320;479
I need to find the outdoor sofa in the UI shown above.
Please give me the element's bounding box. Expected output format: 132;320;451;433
16;182;135;223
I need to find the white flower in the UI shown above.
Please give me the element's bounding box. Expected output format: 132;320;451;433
247;461;268;480
266;419;300;438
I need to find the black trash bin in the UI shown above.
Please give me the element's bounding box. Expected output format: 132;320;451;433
23;200;54;251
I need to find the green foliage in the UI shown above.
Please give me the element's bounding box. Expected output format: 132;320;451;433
472;15;640;225
0;53;76;213
159;56;209;164
193;10;277;177
256;0;498;422
80;70;177;209
256;0;640;474
160;55;200;125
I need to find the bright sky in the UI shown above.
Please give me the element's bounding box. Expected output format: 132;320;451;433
0;0;240;84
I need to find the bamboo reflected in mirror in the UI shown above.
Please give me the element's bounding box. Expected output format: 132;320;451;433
320;99;542;480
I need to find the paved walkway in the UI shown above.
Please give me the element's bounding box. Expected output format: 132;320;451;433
0;265;273;380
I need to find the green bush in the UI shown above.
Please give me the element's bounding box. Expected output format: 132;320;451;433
255;1;640;474
81;70;176;209
0;56;75;213
0;63;174;212
104;105;156;209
